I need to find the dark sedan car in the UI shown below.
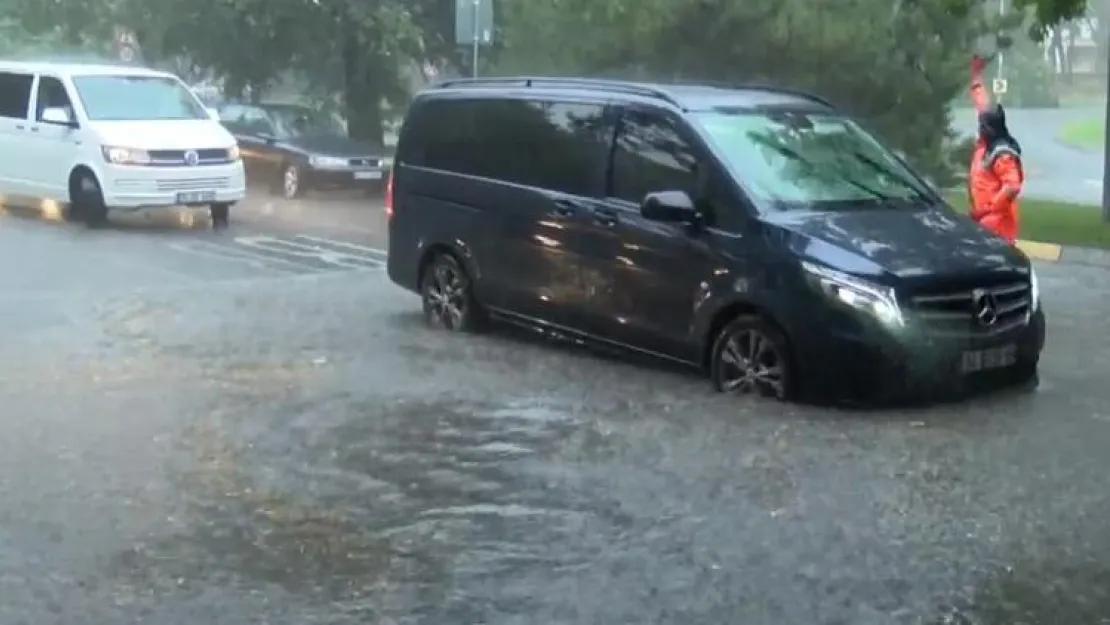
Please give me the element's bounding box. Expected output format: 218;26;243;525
217;102;392;198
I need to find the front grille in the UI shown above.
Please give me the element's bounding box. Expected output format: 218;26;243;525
908;281;1031;335
348;158;379;168
148;148;232;166
155;177;231;191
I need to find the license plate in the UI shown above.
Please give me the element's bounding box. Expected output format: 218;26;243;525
960;344;1017;374
175;191;216;204
354;171;382;180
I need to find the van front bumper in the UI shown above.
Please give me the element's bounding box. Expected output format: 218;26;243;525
100;162;247;209
794;306;1046;402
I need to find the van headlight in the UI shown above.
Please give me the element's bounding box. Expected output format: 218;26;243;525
227;144;241;161
1029;266;1040;311
802;261;904;327
101;146;151;166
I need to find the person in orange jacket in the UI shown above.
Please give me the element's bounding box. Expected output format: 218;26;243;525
968;55;1024;243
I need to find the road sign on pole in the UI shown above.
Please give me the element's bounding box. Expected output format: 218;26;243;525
455;0;494;77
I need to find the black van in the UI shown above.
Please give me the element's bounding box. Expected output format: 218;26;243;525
385;77;1045;402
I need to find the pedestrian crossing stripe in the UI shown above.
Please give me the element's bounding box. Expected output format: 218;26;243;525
168;233;386;274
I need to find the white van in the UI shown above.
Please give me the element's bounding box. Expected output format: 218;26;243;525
0;60;246;227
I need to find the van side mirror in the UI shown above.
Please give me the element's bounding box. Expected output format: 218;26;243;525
640;190;698;223
41;106;76;127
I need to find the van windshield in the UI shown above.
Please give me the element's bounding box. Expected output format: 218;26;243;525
693;110;931;211
73;75;208;121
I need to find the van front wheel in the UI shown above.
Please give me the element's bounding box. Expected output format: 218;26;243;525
709;316;796;401
70;172;108;228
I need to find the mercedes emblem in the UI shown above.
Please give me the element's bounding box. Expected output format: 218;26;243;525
971;289;998;327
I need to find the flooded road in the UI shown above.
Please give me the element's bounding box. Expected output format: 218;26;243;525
0;194;1108;624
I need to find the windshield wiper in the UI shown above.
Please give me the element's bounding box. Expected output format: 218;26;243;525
750;135;889;201
846;150;932;202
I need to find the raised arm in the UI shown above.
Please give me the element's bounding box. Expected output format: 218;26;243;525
970;55;991;112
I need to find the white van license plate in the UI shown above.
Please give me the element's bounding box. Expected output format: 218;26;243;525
354;171;382;180
176;191;216;204
960;344;1017;373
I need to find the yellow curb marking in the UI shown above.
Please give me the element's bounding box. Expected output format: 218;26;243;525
1016;239;1063;262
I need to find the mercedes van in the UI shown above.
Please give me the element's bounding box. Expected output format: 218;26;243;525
386;77;1045;402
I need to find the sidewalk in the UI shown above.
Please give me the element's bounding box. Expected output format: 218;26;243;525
1018;238;1110;267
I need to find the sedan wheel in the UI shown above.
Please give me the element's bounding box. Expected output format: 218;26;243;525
281;164;302;199
710;316;794;400
420;254;481;332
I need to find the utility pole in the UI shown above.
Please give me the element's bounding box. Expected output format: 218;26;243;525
471;0;481;78
1102;36;1110;222
996;0;1006;104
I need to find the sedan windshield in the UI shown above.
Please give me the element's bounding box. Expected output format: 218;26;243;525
267;106;346;137
73;75;208;121
693;110;931;211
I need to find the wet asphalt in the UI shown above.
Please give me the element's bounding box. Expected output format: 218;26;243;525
0;194;1109;625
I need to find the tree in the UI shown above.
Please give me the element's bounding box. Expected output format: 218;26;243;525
491;0;1092;182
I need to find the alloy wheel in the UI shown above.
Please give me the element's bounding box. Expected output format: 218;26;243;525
282;166;300;199
717;328;787;398
423;260;469;330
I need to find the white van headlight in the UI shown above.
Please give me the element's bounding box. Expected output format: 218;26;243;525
802;261;904;327
227;144;241;161
102;146;151;166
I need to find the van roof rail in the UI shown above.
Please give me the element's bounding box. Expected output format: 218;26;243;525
432;77;682;107
728;83;833;108
432;77;834;110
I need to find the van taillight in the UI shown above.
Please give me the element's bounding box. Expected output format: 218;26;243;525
384;170;394;221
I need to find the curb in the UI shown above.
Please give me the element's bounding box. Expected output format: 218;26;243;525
1018;239;1110;268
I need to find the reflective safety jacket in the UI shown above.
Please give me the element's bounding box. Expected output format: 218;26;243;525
968;61;1024;244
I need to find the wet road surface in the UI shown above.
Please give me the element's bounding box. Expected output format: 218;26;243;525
1;194;1110;624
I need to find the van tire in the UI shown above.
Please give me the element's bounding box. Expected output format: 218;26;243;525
419;253;482;332
210;203;230;229
709;315;796;401
70;171;108;228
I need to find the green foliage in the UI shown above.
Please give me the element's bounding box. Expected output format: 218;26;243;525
0;0;1091;156
1000;40;1061;108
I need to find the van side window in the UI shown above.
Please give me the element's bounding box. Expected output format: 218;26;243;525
400;98;609;197
35;76;74;121
612;110;699;203
471;99;608;196
0;72;34;120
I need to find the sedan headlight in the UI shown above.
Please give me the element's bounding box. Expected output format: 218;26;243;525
379;156;394;168
102;146;151;166
1029;265;1040;311
802;261;904;327
309;155;348;169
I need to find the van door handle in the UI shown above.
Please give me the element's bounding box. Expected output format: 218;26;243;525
14;124;24;130
29;126;39;133
593;208;619;227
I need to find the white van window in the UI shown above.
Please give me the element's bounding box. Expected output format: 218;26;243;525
0;72;33;120
71;75;207;121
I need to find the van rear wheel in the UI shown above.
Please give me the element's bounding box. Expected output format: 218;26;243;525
709;316;796;401
419;253;482;332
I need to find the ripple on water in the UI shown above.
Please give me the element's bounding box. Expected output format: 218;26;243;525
101;396;626;620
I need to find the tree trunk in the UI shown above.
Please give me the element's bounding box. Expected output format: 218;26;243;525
341;26;384;144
